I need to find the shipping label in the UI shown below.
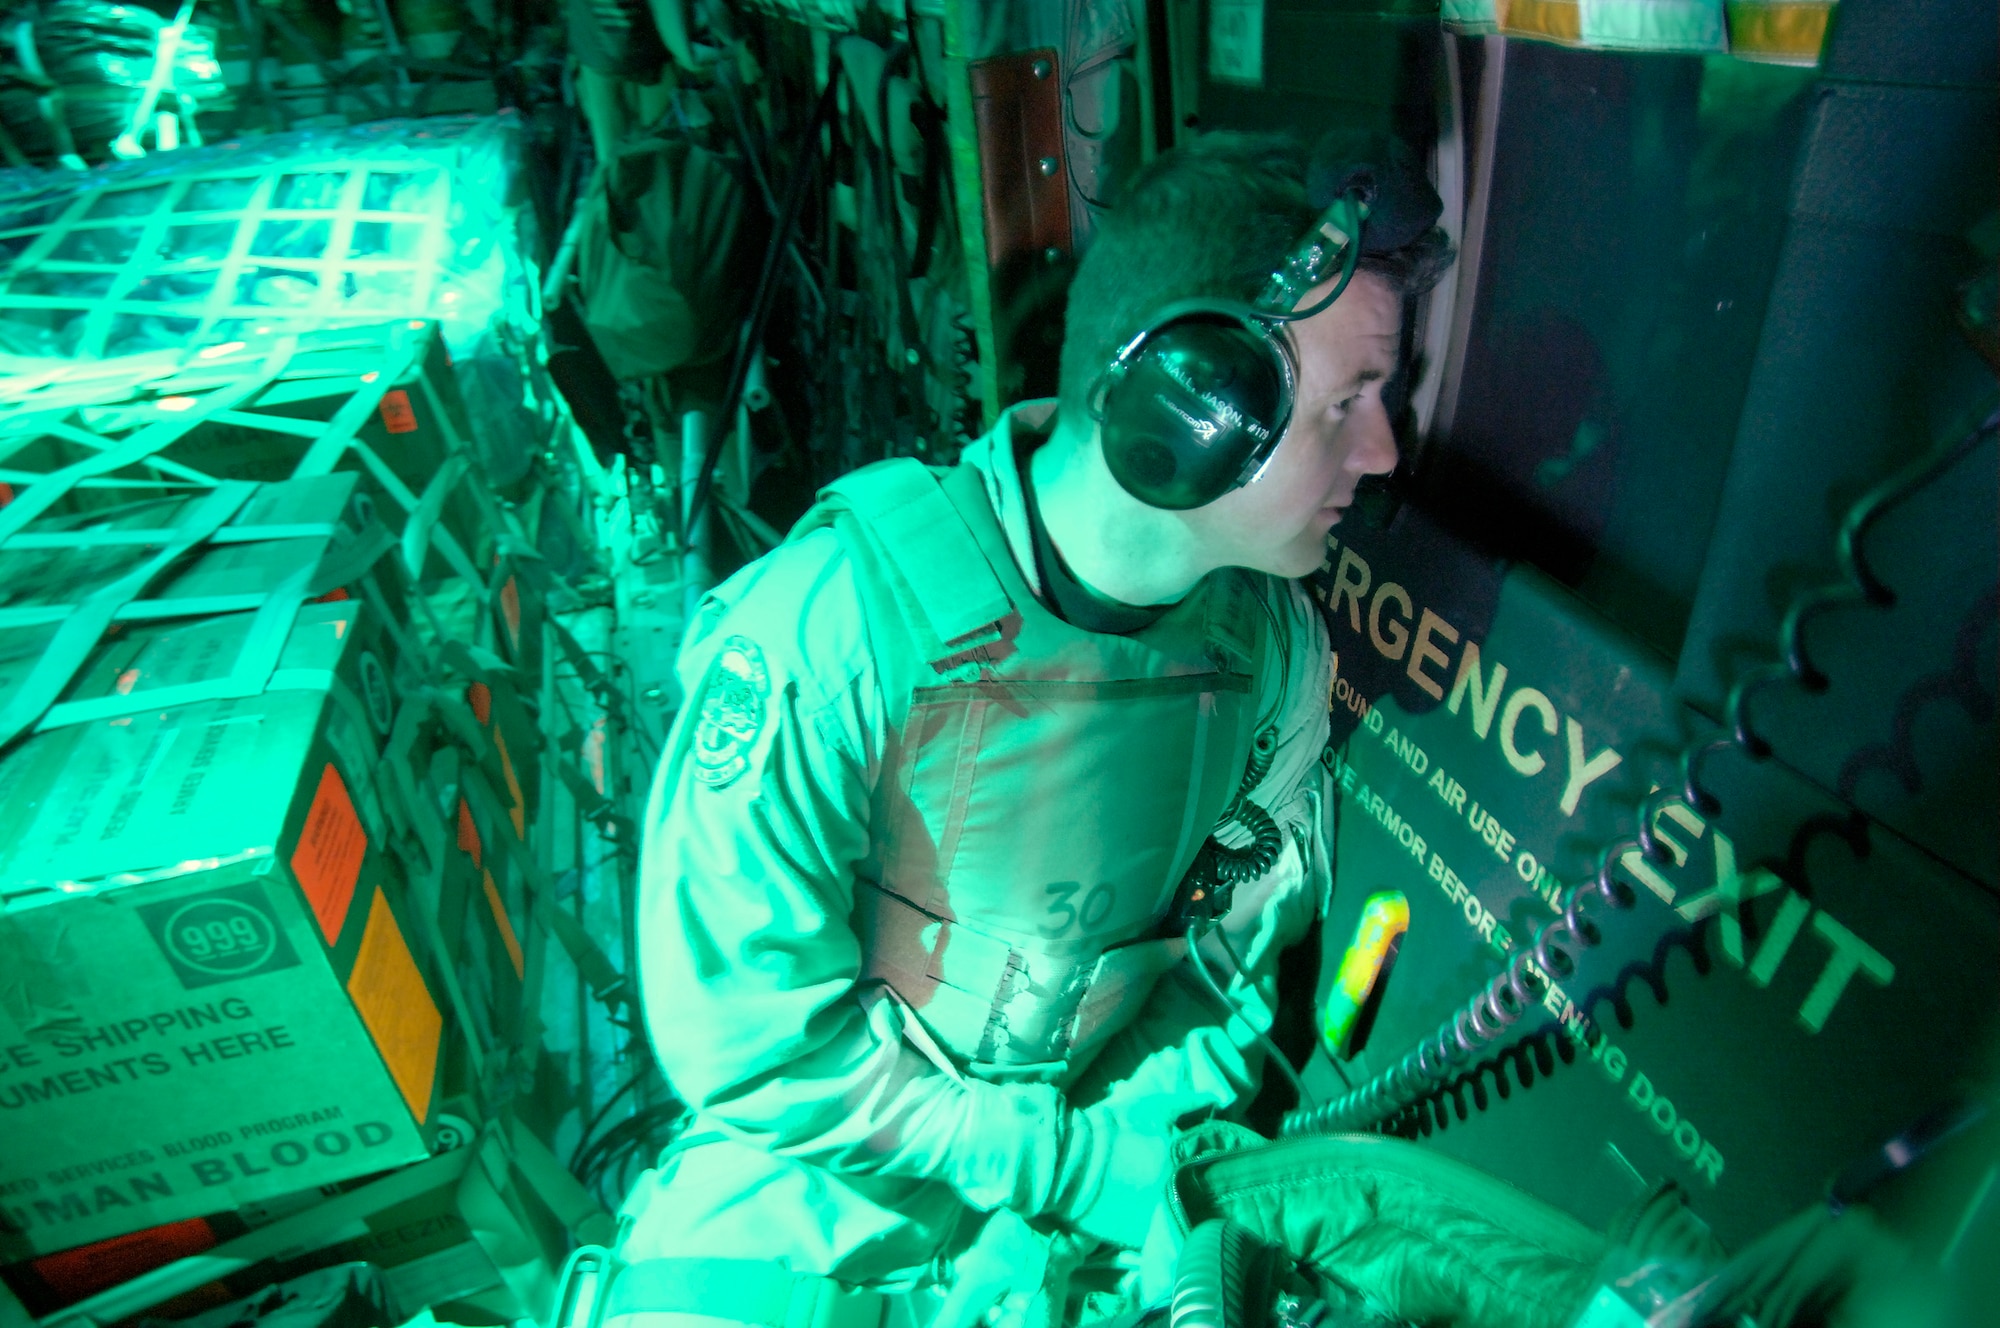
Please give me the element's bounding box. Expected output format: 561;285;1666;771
138;883;301;991
0;869;426;1258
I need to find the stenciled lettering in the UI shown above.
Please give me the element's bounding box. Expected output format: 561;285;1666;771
1325;541;1630;823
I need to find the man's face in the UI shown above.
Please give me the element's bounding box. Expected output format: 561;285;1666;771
1184;270;1403;577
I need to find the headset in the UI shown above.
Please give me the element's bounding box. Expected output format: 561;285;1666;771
1087;189;1373;511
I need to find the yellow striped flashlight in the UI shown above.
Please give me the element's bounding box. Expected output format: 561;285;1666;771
1320;891;1409;1059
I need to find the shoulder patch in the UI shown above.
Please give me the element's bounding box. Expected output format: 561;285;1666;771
693;636;771;790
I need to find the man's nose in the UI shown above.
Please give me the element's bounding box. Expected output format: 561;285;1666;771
1347;398;1398;476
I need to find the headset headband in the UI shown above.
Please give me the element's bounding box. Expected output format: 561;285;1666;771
1260;191;1369;321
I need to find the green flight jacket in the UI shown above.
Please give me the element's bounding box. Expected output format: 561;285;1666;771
621;403;1335;1287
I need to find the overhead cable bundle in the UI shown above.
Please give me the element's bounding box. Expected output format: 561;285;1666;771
726;0;941;32
0;0;225;168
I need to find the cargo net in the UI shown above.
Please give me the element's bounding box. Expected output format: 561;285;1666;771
0;313;633;1079
0;112;533;367
0;319;486;576
0;89;649;1303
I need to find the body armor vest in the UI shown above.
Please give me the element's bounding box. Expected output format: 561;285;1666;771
792;452;1271;1086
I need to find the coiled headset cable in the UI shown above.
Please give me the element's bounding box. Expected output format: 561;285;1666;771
1186;915;1314;1111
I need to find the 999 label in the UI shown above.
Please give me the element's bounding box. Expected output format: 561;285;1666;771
139;882;301;990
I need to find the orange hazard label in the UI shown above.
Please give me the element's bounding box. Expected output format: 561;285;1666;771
347;889;441;1122
499;576;522;653
495;727;526;840
378;389;418;434
482;868;525;980
292;764;368;943
456;798;482;866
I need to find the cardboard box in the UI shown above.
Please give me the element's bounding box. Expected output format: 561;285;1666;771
1;1118;604;1324
168;324;486;570
0;597;450;1259
0;321;492;592
0;472;415;767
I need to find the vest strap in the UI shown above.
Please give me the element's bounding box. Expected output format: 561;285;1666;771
816;459;1012;649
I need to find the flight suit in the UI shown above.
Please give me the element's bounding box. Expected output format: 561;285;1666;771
613;401;1334;1325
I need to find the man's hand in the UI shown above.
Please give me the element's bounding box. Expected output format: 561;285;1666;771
935;1209;1053;1328
1045;1097;1188;1249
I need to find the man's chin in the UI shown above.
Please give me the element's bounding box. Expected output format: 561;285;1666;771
1242;534;1330;580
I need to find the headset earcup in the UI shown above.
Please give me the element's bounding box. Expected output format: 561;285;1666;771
1098;315;1294;510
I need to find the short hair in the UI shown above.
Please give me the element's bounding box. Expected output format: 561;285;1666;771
1356;226;1455;304
1057;132;1453;417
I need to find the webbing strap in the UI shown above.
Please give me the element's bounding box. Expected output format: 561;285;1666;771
341;435;485;587
17;515;397;733
111;0;193;158
0;481;256;752
290;325;424;476
554;752;615;823
33;556;318;732
605;1259;883;1328
309;519;399;595
379;689;446;868
0;520;336;549
0;594;265;628
546;600;631;725
209;409;327;438
815;459;1010;649
0;337;299;549
42;421;222;486
404;452;471;578
413;902;493;1087
367;691;499;1088
459;755;630;1013
607;1260;797;1327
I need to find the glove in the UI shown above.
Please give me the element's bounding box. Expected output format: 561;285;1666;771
934;1209;1052;1328
1044;1098;1176;1249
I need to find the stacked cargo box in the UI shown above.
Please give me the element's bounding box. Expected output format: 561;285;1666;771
0;300;627;1325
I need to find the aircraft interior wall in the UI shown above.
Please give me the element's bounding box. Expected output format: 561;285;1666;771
0;2;1991;1327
